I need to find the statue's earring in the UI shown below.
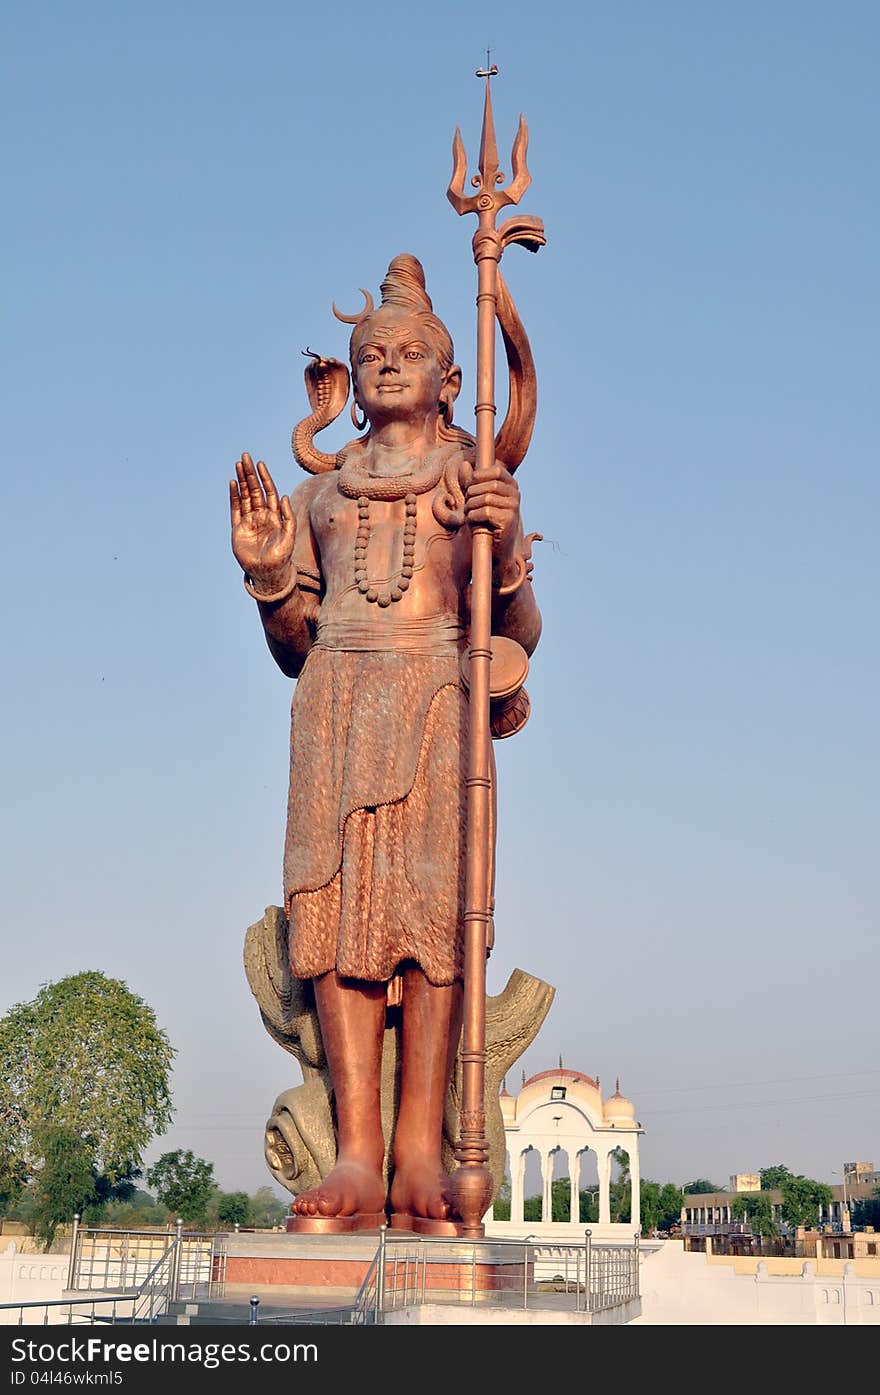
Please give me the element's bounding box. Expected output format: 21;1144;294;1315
351;399;367;432
439;392;454;427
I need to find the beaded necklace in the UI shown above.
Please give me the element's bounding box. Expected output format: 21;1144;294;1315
341;442;460;606
354;493;417;606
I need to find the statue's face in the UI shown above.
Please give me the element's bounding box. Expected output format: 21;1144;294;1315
352;309;454;425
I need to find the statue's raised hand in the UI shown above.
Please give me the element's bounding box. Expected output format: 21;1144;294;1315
230;453;296;592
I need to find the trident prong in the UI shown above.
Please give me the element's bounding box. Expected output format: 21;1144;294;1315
447;66;535;219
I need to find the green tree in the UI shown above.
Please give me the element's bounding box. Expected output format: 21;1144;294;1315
780;1175;832;1229
248;1186;288;1229
683;1179;722;1194
610;1148;631;1222
579;1186;599;1223
215;1192;251;1227
99;1189;169;1229
660;1183;685;1229
0;1148;28;1216
759;1164;794;1190
30;1127;99;1249
517;1180;573;1222
492;1175;511;1221
640;1181;685;1235
638;1180;663;1234
852;1195;880;1230
731;1192;778;1237
550;1177;571;1222
523;1194;542;1221
0;972;175;1190
147;1151;215;1224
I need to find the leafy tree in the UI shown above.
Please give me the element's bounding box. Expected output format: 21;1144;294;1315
24;1125;144;1245
523;1194;542;1222
731;1193;777;1238
248;1186;288;1229
87;1169;143;1221
683;1179;722;1195
30;1127;99;1249
0;972;175;1190
780;1175;832;1229
492;1175;511;1221
760;1165;794;1190
610;1178;631;1223
852;1197;880;1230
0;1148;28;1216
520;1178;583;1223
579;1187;599;1223
610;1147;630;1183
609;1149;631;1222
660;1183;685;1231
640;1181;684;1235
147;1151;215;1224
638;1181;662;1233
215;1192;251;1227
551;1177;571;1222
99;1189;169;1229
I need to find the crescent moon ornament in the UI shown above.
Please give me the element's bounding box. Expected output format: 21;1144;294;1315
332;289;375;325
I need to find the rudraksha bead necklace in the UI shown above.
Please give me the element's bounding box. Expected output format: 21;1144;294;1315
354;493;417;606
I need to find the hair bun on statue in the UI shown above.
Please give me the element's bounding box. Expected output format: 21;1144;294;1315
379;255;434;313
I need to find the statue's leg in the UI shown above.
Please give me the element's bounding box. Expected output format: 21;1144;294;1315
389;964;463;1221
290;971;387;1221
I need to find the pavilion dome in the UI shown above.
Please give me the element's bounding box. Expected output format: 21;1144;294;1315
603;1079;637;1128
499;1078;516;1122
514;1068;604;1124
521;1068;600;1093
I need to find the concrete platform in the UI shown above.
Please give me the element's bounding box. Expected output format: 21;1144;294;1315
220;1231;380;1290
384;1300;640;1325
219;1230;532;1300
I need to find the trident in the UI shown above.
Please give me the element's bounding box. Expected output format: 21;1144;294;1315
447;62;546;1237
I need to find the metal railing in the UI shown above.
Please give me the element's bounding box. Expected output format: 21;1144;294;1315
2;1219;226;1327
68;1216;220;1302
1;1240;177;1326
346;1228;640;1323
586;1232;641;1312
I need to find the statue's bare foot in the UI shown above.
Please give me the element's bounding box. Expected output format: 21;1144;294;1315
292;1159;386;1218
390;1157;457;1221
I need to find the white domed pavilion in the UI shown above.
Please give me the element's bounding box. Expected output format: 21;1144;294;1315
484;1066;644;1241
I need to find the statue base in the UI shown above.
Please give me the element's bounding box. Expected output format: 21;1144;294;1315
389;1212;477;1238
283;1211;477;1237
284;1212;386;1235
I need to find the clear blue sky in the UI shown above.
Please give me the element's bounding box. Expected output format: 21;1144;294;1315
2;1;878;1196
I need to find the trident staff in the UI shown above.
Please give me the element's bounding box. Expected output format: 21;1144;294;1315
447;63;546;1237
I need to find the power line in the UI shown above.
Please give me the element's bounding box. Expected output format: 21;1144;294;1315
632;1067;880;1098
647;1085;880;1117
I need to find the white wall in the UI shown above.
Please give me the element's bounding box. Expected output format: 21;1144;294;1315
0;1243;68;1323
634;1241;880;1325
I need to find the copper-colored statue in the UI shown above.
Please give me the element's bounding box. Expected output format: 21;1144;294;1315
230;68;546;1237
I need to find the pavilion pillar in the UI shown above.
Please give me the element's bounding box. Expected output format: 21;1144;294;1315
570;1150;582;1224
597;1147;612;1225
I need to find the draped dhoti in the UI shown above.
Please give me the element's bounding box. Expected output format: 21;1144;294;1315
284;614;477;987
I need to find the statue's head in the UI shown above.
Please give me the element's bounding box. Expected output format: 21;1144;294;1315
337;254;461;431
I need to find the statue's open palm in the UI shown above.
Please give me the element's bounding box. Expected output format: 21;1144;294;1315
230;452;296;585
